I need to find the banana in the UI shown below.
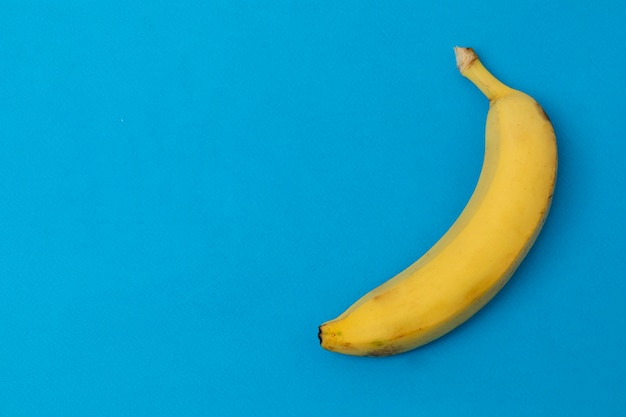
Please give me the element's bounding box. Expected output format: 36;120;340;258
318;47;557;356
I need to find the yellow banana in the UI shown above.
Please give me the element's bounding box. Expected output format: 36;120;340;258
318;47;557;356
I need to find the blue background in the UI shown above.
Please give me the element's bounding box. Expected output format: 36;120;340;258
2;1;625;416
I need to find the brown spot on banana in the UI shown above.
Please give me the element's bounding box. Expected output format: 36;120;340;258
366;344;405;357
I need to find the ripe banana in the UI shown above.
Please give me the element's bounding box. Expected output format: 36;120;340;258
318;47;557;356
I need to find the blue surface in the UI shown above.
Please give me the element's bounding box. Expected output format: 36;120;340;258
2;1;625;416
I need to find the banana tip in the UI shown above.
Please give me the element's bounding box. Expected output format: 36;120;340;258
454;46;477;73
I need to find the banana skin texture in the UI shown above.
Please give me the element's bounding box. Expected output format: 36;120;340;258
318;47;557;357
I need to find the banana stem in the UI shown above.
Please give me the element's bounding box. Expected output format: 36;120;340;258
454;47;513;101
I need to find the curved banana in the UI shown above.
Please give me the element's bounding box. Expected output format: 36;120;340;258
318;47;557;356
